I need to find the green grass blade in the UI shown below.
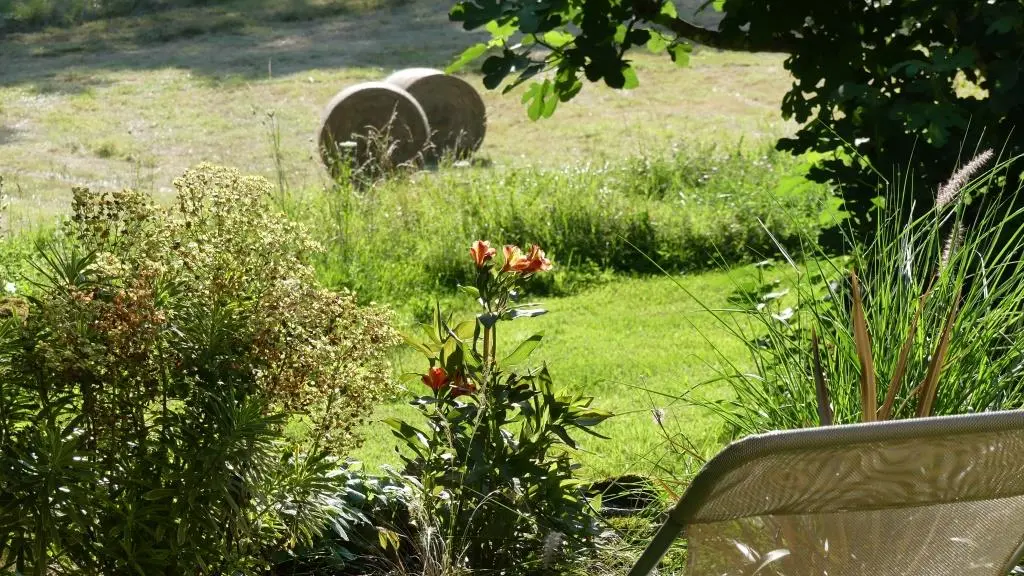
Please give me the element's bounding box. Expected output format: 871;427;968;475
850;270;877;422
878;291;926;420
915;293;960;418
811;328;833;426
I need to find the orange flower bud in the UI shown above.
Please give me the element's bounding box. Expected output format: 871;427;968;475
470;240;496;268
422;366;448;392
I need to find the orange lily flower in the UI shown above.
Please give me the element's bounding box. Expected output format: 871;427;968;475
470;240;497;268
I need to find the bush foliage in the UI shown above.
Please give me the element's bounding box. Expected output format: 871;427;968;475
0;164;397;574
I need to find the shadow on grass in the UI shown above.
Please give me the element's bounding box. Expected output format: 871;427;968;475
0;0;481;88
0;0;725;90
0;125;19;145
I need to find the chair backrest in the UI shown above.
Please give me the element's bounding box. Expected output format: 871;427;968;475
629;411;1024;576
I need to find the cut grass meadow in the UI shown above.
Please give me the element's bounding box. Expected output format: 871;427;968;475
0;0;823;480
0;0;793;224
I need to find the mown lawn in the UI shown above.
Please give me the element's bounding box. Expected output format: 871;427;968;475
355;271;758;480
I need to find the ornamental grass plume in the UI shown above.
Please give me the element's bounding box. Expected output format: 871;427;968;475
936;148;994;210
935;149;991;271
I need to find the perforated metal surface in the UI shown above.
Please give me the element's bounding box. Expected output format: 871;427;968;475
629;412;1024;576
689;497;1024;575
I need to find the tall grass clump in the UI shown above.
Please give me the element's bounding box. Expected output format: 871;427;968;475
298;144;831;312
688;151;1024;436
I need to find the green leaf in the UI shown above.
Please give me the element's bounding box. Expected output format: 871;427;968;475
622;66;639;90
626;28;651;47
505;307;547;320
457;284;481;300
501;333;543;369
613;24;628;44
399;372;423;385
523;81;549;121
503;61;545;94
517;7;540;34
447;43;488;73
142;488;177;501
660;1;677;18
988;16;1016;34
482;53;515;89
400;331;435;357
574;409;613;428
551;424;577;448
383;418;431;449
453;320;476;340
543;30;575;48
668;42;692;67
541;86;559;117
646;32;669;53
485;19;517;41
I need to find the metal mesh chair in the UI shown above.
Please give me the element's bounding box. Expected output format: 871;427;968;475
629;411;1024;576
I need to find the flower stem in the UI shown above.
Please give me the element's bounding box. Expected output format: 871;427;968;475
482;324;492;371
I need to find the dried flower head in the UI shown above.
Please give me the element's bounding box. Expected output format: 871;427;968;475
936;149;994;210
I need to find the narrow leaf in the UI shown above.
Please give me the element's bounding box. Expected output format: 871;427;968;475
400;331;435;356
457;284;480;299
915;293;960;417
878;292;926;420
399;372;424;385
142;488;177;501
810;328;833;426
654;477;680;501
850;270;877;422
501;333;543;369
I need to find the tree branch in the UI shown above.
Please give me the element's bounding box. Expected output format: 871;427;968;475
663;16;794;53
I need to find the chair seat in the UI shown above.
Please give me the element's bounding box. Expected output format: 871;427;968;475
630;411;1024;576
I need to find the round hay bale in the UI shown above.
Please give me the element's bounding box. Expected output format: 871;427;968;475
385;68;486;160
317;81;431;175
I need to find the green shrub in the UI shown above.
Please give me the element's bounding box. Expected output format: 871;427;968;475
388;241;609;574
0;164;397;574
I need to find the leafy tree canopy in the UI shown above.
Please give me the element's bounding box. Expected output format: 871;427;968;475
449;0;1024;224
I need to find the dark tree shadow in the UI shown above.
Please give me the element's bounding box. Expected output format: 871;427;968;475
0;125;19;145
0;0;724;89
0;0;487;88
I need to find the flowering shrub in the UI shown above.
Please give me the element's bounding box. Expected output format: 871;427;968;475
390;240;609;573
0;164;397;574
